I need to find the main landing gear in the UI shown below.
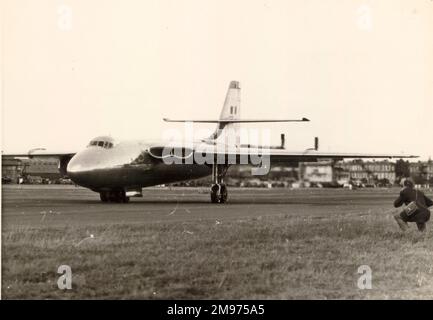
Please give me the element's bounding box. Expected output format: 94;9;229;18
210;183;228;203
210;164;229;203
99;188;130;203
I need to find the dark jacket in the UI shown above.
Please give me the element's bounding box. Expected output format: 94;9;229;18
394;187;433;209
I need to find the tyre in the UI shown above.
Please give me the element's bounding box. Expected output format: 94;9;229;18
100;192;109;202
210;184;220;203
219;184;228;203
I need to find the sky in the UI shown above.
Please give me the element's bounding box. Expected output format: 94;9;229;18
1;0;432;160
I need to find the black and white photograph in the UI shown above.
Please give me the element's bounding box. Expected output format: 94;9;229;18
1;0;433;306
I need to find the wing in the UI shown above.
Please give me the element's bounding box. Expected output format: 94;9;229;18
208;148;417;164
149;142;417;164
2;149;76;158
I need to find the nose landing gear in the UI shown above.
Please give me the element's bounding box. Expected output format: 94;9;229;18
99;188;130;203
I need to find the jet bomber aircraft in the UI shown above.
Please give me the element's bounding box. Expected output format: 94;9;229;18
2;81;417;203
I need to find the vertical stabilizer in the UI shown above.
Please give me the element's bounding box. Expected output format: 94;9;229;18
209;81;241;147
219;81;241;121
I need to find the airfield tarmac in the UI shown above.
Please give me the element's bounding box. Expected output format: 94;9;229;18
2;185;433;299
2;185;403;226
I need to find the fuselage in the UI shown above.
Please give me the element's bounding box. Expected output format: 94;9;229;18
67;137;211;192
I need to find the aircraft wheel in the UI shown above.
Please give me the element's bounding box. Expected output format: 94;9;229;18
115;189;128;203
219;184;228;203
108;191;118;203
100;191;109;202
106;189;129;203
210;184;227;203
210;184;220;203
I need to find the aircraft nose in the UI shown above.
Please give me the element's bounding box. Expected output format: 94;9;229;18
66;153;87;185
67;148;105;174
66;149;104;186
67;153;88;174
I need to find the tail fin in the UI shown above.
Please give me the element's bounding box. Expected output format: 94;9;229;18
219;81;241;121
210;81;241;146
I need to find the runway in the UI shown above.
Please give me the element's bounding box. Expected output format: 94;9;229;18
3;185;433;299
2;185;400;227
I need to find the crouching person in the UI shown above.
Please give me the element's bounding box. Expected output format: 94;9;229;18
393;178;433;232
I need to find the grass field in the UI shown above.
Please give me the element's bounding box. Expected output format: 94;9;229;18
2;187;433;299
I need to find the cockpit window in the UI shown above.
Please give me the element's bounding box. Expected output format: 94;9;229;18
87;136;115;149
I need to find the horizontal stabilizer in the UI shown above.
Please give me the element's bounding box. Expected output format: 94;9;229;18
163;118;309;123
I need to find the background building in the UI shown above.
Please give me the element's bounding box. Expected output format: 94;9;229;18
2;158;24;183
409;160;433;184
298;161;346;187
337;160;396;185
2;157;61;183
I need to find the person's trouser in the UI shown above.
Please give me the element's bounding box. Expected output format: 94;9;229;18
400;209;430;231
